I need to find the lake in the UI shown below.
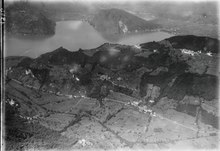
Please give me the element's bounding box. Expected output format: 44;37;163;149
5;21;173;58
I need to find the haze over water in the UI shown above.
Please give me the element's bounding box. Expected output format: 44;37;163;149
5;21;173;58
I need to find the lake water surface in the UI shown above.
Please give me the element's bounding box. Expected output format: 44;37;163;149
5;21;173;58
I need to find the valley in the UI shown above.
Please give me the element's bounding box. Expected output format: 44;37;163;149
2;1;219;151
4;35;219;150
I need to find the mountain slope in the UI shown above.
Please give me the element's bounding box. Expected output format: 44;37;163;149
89;8;160;36
6;2;55;35
5;35;219;150
164;35;219;53
6;35;218;102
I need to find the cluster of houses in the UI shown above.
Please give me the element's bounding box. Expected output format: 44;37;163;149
180;49;213;57
125;99;156;117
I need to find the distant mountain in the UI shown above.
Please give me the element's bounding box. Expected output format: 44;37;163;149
89;8;160;36
34;1;94;21
6;2;55;35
